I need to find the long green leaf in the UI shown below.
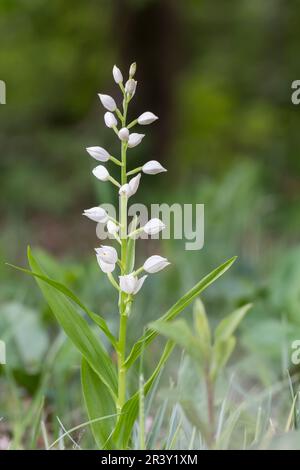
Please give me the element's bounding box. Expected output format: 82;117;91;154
150;319;202;363
27;246;118;400
214;303;252;343
81;358;116;449
124;256;237;369
7;262;117;349
113;340;174;449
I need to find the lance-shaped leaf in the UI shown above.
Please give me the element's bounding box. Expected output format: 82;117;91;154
112;341;174;449
81;358;117;449
26;246;118;400
150;319;202;363
7;262;117;349
124;256;237;369
214;303;252;343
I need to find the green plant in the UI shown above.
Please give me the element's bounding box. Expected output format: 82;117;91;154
9;63;237;449
151;299;252;447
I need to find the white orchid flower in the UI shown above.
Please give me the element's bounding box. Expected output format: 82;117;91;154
142;160;167;174
113;65;123;84
143;218;165;235
107;220;119;234
128;133;145;148
143;255;170;273
119;274;147;295
98;94;117;112
86;146;110;162
83;207;108;223
118;127;130;141
95;245;118;265
96;257;116;273
129;62;136;78
125;79;137;96
92;165;110;181
104;112;117;128
137;112;158;125
128;174;141;196
119;174;141;198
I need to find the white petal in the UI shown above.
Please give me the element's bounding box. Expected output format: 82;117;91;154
137;112;159;125
133;275;147;294
113;65;123;84
144;218;165;235
125;79;137;96
86;146;110;162
98;94;117;112
96;256;115;273
128;133;145;148
83;207;108;223
128;173;141;197
104;112;117;128
119;183;130;197
107;220;119;234
129;62;137;78
118;127;130;141
119;274;136;294
95;245;118;264
142;160;167;175
92;165;110;181
143;255;170;273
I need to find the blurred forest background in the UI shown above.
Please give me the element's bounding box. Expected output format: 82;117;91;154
1;0;300;449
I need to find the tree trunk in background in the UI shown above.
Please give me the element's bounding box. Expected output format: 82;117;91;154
113;0;183;163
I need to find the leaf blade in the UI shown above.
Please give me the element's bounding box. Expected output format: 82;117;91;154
125;256;237;369
27;246;118;400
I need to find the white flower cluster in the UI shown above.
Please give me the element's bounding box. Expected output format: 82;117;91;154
83;63;170;296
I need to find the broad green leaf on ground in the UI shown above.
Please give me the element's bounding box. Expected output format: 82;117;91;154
81;358;117;449
214;303;252;343
124;256;237;369
113;340;174;449
26;246;118;400
7;262;117;349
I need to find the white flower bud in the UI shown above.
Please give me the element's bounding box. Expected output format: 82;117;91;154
119;274;147;295
143;255;170;273
98;94;117;112
128;173;141;197
118;173;141;198
142;160;167;175
96;257;115;273
113;65;123;84
137;112;159;125
125;79;137;96
143;218;165;235
83;207;108;223
129;62;137;78
118;127;130;141
107;220;119;234
128;133;145;148
119;183;130;197
92;165;110;181
104;112;117;128
95;245;118;265
86;146;110;162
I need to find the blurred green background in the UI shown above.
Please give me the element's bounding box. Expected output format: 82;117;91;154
1;0;300;449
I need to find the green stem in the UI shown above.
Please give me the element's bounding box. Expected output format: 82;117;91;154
117;97;131;414
127;166;142;177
